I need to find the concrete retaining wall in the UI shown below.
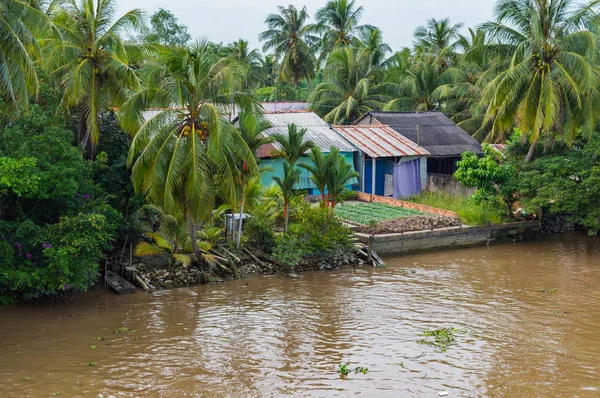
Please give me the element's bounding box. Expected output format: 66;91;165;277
356;192;458;218
356;221;540;255
427;173;475;197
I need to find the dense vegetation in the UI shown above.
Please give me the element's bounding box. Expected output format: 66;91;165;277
2;0;600;302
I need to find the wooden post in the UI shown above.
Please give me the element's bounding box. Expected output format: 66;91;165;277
367;235;374;266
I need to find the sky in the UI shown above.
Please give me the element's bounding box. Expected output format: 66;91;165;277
117;0;498;52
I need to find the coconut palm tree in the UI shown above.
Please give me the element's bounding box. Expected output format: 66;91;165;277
44;0;145;151
413;17;464;68
269;123;315;166
326;146;358;207
310;46;388;124
221;39;263;88
121;41;257;265
357;26;391;67
315;0;372;57
259;5;319;88
478;0;600;161
300;146;329;205
273;162;301;233
0;0;54;111
229;111;272;248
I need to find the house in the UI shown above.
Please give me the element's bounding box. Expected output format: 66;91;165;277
355;111;483;175
247;112;359;194
334;125;430;198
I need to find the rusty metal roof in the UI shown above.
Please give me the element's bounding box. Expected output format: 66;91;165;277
355;111;483;157
333;125;430;158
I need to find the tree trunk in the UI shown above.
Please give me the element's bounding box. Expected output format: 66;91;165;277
188;216;203;269
236;197;245;249
284;200;289;233
525;138;538;163
306;73;313;93
321;191;326;208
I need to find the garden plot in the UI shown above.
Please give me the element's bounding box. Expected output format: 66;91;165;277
334;202;424;225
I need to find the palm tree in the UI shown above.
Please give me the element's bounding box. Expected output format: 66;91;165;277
478;0;600;161
269;123;315;166
385;55;457;112
0;0;53;111
259;5;319;88
300;146;329;205
230;111;272;248
310;46;388;124
413;17;464;68
121;41;257;265
44;0;145;151
326;146;358;207
273;162;301;233
358;26;391;67
221;39;263;88
315;0;371;55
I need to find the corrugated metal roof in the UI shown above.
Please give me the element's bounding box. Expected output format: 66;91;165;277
256;143;277;159
359;111;483;157
333;125;430;158
490;144;507;153
262;112;356;153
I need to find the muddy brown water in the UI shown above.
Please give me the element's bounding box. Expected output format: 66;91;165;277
1;234;600;397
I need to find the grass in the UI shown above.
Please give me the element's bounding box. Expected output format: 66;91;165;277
334;202;424;225
406;192;507;226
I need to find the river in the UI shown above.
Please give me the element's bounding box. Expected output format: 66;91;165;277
1;234;599;397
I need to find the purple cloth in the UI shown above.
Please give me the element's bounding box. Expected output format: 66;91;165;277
393;159;421;199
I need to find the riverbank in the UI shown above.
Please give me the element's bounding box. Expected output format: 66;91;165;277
128;249;367;290
356;221;541;255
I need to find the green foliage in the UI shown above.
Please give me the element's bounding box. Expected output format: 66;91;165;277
142;8;190;47
418;327;462;352
0;157;39;197
272;233;305;270
408;192;506;225
296;206;354;253
454;144;512;203
335;202;423;225
0;87;120;303
516;135;600;234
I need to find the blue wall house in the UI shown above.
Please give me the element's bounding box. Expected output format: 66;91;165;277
247;112;358;195
334;125;430;198
355;111;483;176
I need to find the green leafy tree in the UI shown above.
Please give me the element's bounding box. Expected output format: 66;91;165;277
315;0;372;55
413;17;464;67
259;5;319;88
357;26;391;67
121;41;257;265
454;144;511;204
143;8;190;47
44;0;145;151
310;46;387;123
221;39;263;88
477;0;600;161
270;123;315;166
300;146;330;204
0;0;53;111
326;146;359;207
273;162;301;233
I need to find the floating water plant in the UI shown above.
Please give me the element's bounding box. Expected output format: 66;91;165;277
113;327;135;334
93;337;105;341
90;345;97;349
87;361;97;366
337;363;370;377
418;327;463;352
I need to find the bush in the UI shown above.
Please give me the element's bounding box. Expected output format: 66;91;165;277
245;211;276;253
